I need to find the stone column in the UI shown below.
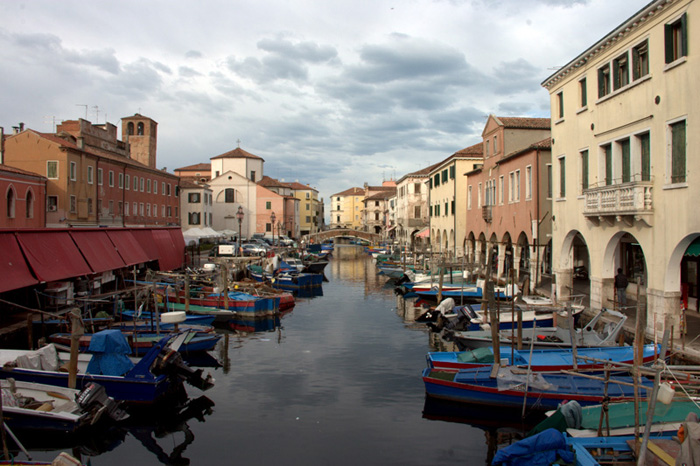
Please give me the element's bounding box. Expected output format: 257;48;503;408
474;240;482;266
513;247;522;282
589;276;612;312
496;244;506;280
528;245;540;293
647;288;682;339
554;268;573;304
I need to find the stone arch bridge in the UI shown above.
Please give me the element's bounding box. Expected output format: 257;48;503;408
303;229;381;244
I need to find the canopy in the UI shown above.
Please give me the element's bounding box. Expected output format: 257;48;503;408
200;227;222;238
70;230;127;274
685;238;700;257
17;231;92;282
0;233;38;292
416;227;430;238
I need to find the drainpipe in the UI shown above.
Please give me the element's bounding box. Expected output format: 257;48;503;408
453;161;457;259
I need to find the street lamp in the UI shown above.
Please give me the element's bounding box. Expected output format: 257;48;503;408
270;211;276;247
236;206;244;257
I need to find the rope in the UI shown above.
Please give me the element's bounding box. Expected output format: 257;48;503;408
660;359;700;411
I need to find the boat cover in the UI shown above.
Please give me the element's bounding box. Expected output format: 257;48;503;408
86;329;135;376
492;428;575;466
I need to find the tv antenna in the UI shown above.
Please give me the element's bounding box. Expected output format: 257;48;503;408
76;104;88;120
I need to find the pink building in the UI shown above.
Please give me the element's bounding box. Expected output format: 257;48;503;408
464;116;551;290
0;164;47;229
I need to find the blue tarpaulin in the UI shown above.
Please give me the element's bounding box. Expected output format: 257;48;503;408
86;329;135;376
491;428;575;466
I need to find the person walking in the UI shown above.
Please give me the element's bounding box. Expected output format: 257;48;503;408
615;268;629;309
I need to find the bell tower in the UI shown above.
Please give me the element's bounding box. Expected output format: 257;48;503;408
122;114;157;168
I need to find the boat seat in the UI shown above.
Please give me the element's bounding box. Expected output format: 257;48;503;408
53;400;78;413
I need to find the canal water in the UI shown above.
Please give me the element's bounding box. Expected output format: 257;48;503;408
26;245;534;465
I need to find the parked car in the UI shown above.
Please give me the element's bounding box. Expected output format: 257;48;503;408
241;243;266;256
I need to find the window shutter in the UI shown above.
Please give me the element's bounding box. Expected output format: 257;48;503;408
641;133;651;182
621;140;631;183
598;68;605;97
665;22;674;63
672;121;686;183
681;13;688;57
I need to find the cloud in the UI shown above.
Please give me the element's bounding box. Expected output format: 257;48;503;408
185;50;203;59
179;66;202;78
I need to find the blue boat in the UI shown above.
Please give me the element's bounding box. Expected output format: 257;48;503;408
422;366;653;411
119;309;216;327
0;330;215;405
248;264;323;291
427;344;660;372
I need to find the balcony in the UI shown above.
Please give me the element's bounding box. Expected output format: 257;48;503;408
408;218;426;228
583;181;653;227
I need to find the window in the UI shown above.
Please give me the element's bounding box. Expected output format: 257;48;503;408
665;13;688;64
162;182;166;195
133;202;137;216
167;184;171;196
374;212;380;221
485;140;490;158
449;166;455;179
167;206;172;217
98;168;103;186
451;200;455;215
70;195;77;213
444;202;448;216
250;171;256;182
188;212;201;225
139;203;144;216
188;193;201;203
580;150;589;191
47;161;58;179
546;164;553;199
146;203;150;217
127;122;134;135
509;172;514;202
225;188;235;203
556;91;564;118
266;201;271;209
87;166;94;184
638;132;651;182
375;201;379;207
579;78;587;107
140;177;145;192
467;186;472;209
558;157;566;198
515;170;521;201
499;176;504;204
525;166;532;199
266;223;272;232
97;200;102;215
161;205;165;217
88;198;93;215
126;175;130;190
70;162;77;181
670;119;686;184
147;179;151;193
414;205;421;218
603;144;613;185
6;188;15;218
109;170;114;187
25;190;33;219
441;169;448;183
109;200;114;216
47;196;58;212
619;138;631;183
477;183;482;208
125;202;129;216
433;173;440;187
598;64;611;98
613;52;629;90
118;201;123;216
429;206;433;217
493;136;498;154
133;176;138;191
435;204;440;216
153;180;158;194
633;40;649;80
118;173;124;189
137;122;144;135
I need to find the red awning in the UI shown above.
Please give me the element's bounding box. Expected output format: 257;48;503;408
0;233;38;292
70;230;127;274
151;229;182;271
130;229;160;262
106;230;151;266
416;227;429;238
17;231;93;282
169;228;186;257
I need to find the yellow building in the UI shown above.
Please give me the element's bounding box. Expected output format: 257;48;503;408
289;182;322;235
330;187;364;230
542;0;697;334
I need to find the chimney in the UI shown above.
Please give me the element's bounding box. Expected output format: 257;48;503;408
19;122;24;132
77;137;84;149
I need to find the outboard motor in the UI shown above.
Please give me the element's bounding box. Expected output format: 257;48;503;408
75;382;129;423
154;348;216;392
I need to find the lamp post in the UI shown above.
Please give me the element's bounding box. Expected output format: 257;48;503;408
236;206;244;257
270;211;276;247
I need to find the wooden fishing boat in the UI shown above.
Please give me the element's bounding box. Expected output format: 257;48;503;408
0;379;127;434
448;308;627;350
422;366;653;410
0;330;214;404
427;344;660;372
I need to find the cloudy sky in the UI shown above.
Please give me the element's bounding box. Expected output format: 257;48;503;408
1;0;649;213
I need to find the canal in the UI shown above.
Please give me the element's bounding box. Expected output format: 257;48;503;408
27;245;527;465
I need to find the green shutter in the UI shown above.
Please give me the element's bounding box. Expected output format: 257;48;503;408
605;145;613;185
672;121;686;183
681;13;688;57
640;133;651;182
559;158;566;197
451;200;455;215
665;22;674;63
621;139;631;183
581;150;589;190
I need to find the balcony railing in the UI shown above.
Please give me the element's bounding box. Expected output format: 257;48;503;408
583;181;653;224
408;218;425;227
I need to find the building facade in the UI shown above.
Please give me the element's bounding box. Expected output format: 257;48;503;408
395;163;438;251
464;116;552;289
428;144;483;258
541;0;697;332
289;181;321;236
330;187;365;229
0;164;47;229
